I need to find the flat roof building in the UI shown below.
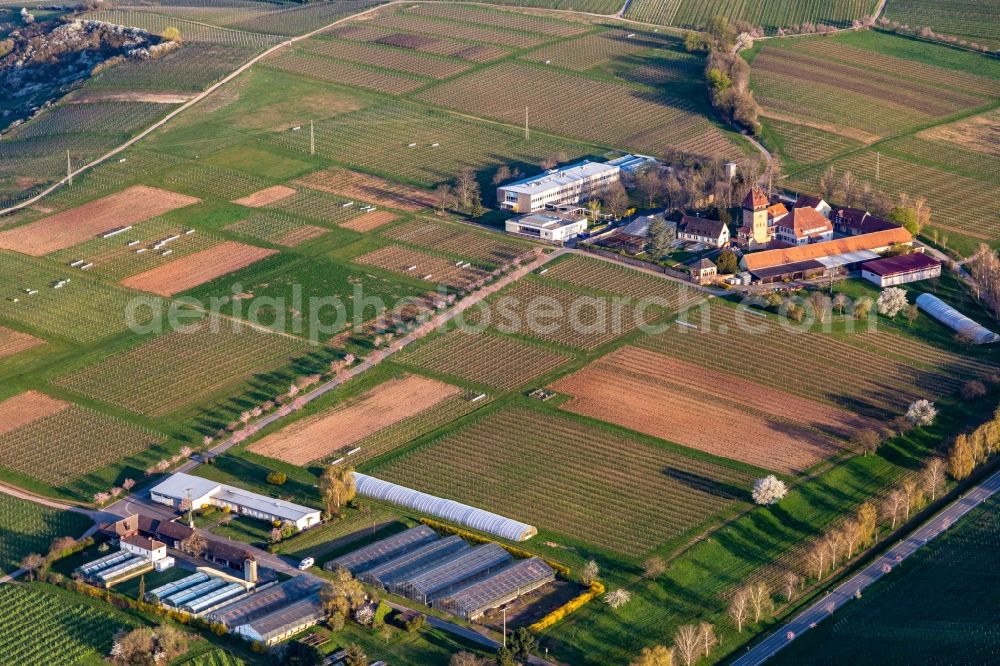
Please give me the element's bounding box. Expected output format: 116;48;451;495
209;576;325;645
497;161;620;213
150;472;322;531
861;252;941;287
505;212;587;243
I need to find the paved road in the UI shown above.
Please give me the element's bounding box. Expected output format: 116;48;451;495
731;467;1000;665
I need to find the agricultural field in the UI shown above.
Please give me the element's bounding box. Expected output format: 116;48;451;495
265;188;372;225
366;12;552;49
326;23;511;63
249;374;462;465
47;217;223;281
231;185;298;208
265;100;592;189
0;585;138;666
626;0;875;32
469;279;646;350
82;8;281;45
371;405;756;556
551;346;860;473
0;493;92;574
543;255;704;306
395;329;573;389
119;241;277;296
758;117;863;168
774;493;1000;665
266;51;430;95
300;37;473;79
353;245;489;289
56;317;310;417
340;210;399;233
0;185;200;256
883;0;1000;50
524;28;670;72
296;166;437;212
224;210;329;247
0;326;45;360
636;301;977;418
0;391;165;488
418;61;739;159
0;251;153;344
382;219;533;266
160;163;271;200
402;3;590;37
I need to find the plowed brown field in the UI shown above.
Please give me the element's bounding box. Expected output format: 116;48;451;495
297;167;435;211
120;241;276;296
232;185;298;207
0;327;45;359
0;186;200;256
249;374;460;465
550;346;847;474
0;391;69;436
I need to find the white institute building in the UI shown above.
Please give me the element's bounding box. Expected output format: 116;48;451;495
150;473;321;531
505;212;588;242
496;160;620;213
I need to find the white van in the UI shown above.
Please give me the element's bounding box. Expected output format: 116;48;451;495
298;557;314;571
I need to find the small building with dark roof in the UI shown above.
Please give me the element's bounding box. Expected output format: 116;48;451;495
794;194;831;218
678;215;729;248
689;258;717;285
832;207;901;236
861;252;941;287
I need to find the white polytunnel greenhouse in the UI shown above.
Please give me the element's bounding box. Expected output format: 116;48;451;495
353;473;537;542
915;294;1000;345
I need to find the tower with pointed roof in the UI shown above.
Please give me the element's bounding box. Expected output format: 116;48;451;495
742;186;770;246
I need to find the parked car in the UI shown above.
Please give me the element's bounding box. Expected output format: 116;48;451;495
298;557;314;571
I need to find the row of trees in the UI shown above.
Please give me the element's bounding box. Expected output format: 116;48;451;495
876;17;997;54
628;622;717;666
685;16;762;135
967;244;1000;318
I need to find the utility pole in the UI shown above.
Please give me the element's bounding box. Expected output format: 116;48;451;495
502;607;507;648
185;488;194;529
524;106;529;141
309;120;315;156
66;151;72;186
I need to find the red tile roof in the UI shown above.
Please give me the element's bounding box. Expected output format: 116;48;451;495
861;252;941;276
742;187;769;210
742;227;914;270
767;203;788;220
795;193;826;210
122;534;165;551
778;207;833;237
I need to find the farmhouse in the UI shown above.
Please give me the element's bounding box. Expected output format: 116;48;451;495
150;472;322;531
861;253;942;287
774;207;835;246
794;193;832;218
832;207;900;236
497;160;620;213
120;535;167;562
678;215;729;247
505;211;587;242
741;227;914;283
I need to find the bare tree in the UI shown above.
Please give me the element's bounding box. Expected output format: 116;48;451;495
433;184;453;213
841;520;861;560
697;622;716;658
747;582;772;623
636;170;664;208
901;479;922;520
673;625;701;666
883;489;905;530
604;180;630;219
492;165;511;186
781;571;799;603
817;166;837;201
20;553;44;580
728;587;749;633
840;170;855;206
824;531;843;570
180;532;207;557
922;458;946;501
806;543;826;581
851;428;882;457
643;556;667;580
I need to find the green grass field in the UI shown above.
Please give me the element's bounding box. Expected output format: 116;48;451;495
884;0;1000;49
0;494;92;574
773;492;1000;664
626;0;875;31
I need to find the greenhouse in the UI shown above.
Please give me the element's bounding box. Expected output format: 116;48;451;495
353;473;538;542
359;535;470;588
437;557;556;620
391;543;513;605
916;294;999;345
147;572;209;604
327;524;438;574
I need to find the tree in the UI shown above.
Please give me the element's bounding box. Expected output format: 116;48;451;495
752;475;788;505
905;399;937;427
818;166;837;201
747;582;772;623
631;645;674;666
889;206;921;235
781;571;799;603
266;471;287;486
278;641;323;666
450;653;488;666
854;295;873;319
857;501;878;547
851;428;882;457
581;559;600;584
454;168;482;214
180;532;206;557
320;567;366;620
922;457;946;501
877;287;908;318
492;165;511;186
643;556;667;580
604;588;632;608
636;170;664;208
20;553;43;580
434;184;454;213
961;380;988;401
319;464;356;516
508;627;537;661
715;249;738;274
495;647;516;666
684;30;713;52
832;292;849;315
728;587;749;633
111;626;189;666
948;434;975;481
806;543;826;581
904;303;920;326
824;530;843;569
343;644;367;666
647;219;673;257
841;520;862;560
901;479;922;520
604;180;629;219
673;624;701;666
162;26;182;42
883;489;905;530
697;623;716;658
137;575;145;602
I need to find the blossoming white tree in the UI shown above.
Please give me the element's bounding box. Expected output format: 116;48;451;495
604;589;631;609
752;475;788;505
906;399;937;427
877;287;908;318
